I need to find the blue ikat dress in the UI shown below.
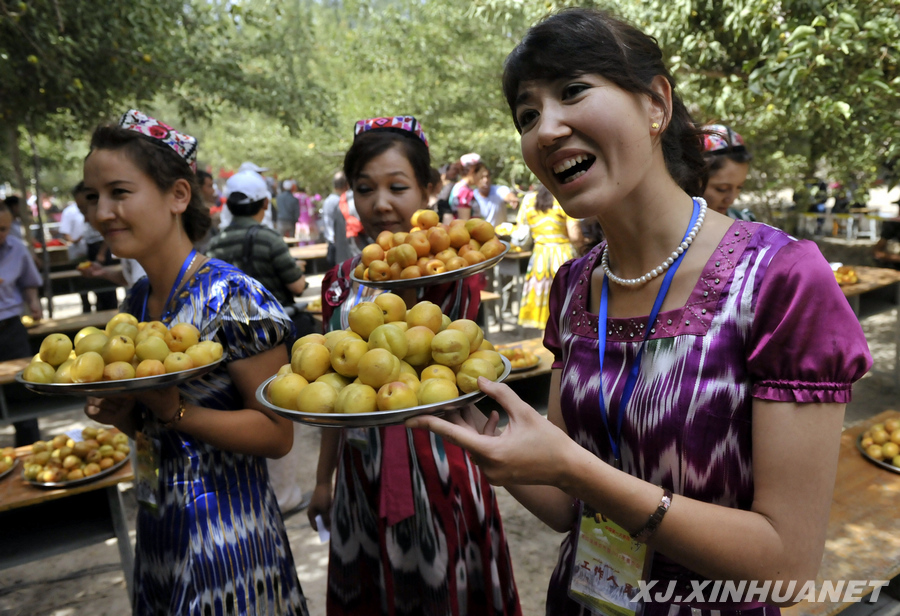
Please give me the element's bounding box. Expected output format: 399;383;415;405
122;258;308;616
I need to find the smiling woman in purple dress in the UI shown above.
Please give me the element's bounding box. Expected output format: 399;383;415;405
410;8;872;616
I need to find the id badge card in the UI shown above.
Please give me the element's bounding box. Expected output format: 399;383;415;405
568;501;651;616
134;429;162;513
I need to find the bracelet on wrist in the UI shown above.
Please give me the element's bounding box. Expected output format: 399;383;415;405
162;395;187;430
632;487;673;544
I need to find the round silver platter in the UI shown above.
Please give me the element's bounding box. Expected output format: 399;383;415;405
349;241;510;290
16;358;224;396
25;455;129;489
257;356;511;428
857;434;900;475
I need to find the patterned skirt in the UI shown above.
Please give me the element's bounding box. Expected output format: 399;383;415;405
327;427;522;616
133;450;308;616
518;241;577;329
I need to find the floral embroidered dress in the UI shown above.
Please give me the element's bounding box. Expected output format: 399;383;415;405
516;192;577;329
542;221;871;616
124;258;308;616
318;258;521;616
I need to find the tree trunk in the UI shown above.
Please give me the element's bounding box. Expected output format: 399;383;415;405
5;123;35;248
25;122;53;319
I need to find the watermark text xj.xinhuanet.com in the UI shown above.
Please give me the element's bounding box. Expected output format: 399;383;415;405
632;580;890;604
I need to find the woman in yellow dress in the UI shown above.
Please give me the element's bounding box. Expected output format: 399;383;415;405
517;184;582;328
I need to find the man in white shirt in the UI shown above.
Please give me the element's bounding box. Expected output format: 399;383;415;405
472;166;518;227
59;199;87;260
219;163;275;230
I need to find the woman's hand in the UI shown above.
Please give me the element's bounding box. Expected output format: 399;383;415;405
307;481;334;531
78;261;105;279
407;377;575;487
85;395;137;434
139;387;181;424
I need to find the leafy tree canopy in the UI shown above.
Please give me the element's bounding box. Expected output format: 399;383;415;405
2;0;898;211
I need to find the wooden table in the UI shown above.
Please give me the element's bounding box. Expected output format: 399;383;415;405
1;310;122;424
0;358;84;424
839;266;900;385
47;265;123;308
34;245;71;268
838;266;900;314
783;410;900;616
0;449;135;605
289;243;329;274
27;308;119;339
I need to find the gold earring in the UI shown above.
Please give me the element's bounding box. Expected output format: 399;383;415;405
651;122;660;129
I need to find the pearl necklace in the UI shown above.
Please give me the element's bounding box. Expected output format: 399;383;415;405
601;198;708;288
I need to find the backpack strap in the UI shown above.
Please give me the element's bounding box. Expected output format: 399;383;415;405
241;225;263;277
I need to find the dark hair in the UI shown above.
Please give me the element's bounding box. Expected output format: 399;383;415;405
226;194;266;217
196;170;213;184
467;162;488;179
706;150;753;174
578;217;605;256
444;161;464;182
502;8;707;196
3;195;20;213
0;202;10;217
428;167;443;192
343;129;431;192
88;125;211;243
535;184;555;213
73;181;88;196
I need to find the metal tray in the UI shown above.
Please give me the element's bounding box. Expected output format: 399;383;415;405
25;455;129;489
0;458;18;482
349;241;510;290
508;356;541;373
16;358;223;396
857;435;900;474
257;356;511;427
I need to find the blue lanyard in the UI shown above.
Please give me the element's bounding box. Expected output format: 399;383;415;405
597;200;700;468
141;249;197;322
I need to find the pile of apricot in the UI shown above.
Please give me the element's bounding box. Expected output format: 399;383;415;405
354;211;507;282
22;314;222;384
268;293;504;415
860;416;900;468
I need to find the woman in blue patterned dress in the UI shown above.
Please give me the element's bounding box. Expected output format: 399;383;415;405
81;110;308;616
411;8;871;616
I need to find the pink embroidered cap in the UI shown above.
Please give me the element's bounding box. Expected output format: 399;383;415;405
702;124;746;155
119;109;198;171
354;116;429;148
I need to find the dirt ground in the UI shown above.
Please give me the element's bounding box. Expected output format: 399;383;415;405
1;295;898;615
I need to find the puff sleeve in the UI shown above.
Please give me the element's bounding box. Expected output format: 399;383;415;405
747;240;872;403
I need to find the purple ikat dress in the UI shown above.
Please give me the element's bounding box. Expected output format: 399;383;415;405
542;221;872;616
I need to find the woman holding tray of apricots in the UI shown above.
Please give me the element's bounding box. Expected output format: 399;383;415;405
309;115;521;615
81;110;307;616
410;8;872;616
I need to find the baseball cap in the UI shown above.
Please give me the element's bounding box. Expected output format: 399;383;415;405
282;180;294;191
238;161;269;173
225;170;270;205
